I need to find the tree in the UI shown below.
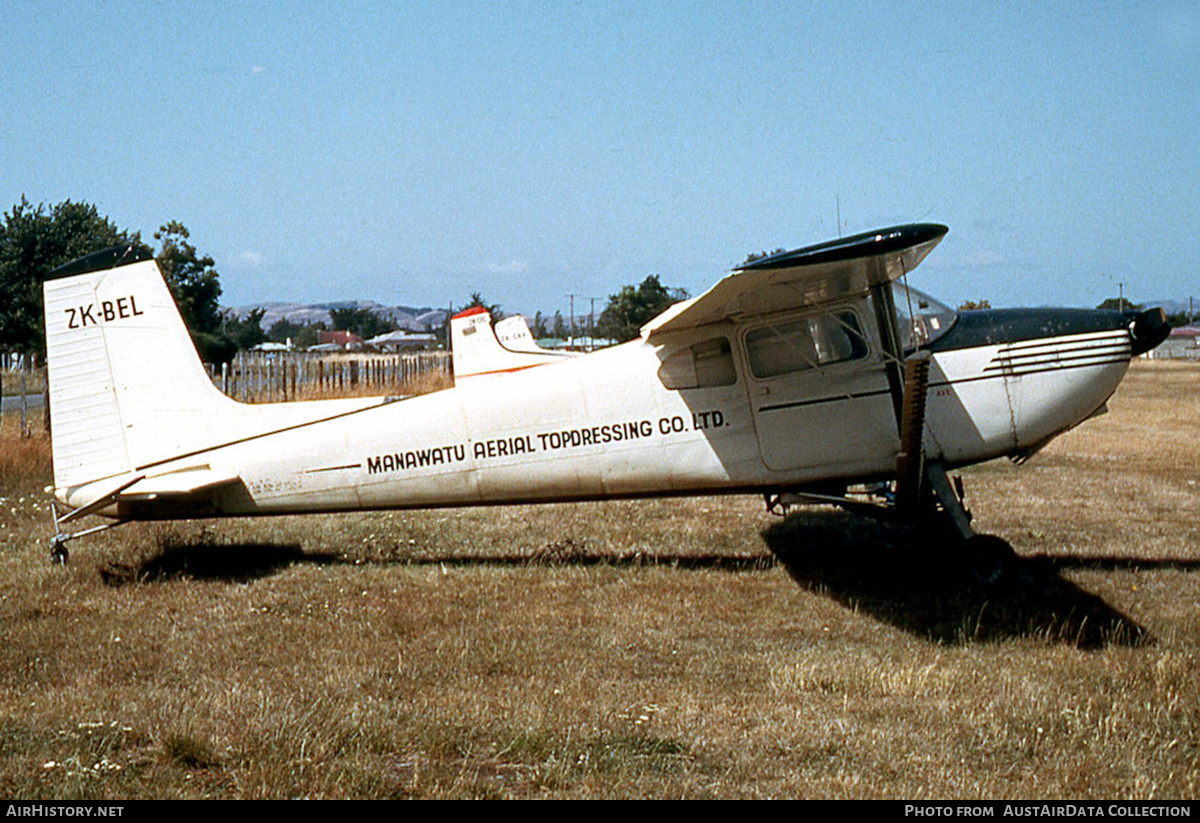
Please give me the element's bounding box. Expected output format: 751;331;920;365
222;308;267;350
0;200;234;361
152;221;236;362
1096;297;1141;312
268;318;324;350
595;275;688;343
958;299;992;311
329;307;396;340
267;317;303;343
0;198;150;354
463;292;502;319
154;221;222;336
1166;310;1194;328
741;248;788;266
293;324;323;349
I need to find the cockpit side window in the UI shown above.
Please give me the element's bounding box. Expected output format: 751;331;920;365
891;283;958;349
658;337;738;390
745;311;868;379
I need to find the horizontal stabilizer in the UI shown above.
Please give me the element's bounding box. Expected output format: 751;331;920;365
122;466;243;499
57;475;145;524
56;466;243;521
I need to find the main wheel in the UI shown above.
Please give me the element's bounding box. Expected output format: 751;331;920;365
966;534;1018;586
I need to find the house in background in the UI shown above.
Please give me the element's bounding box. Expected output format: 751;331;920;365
311;330;364;352
1154;326;1200;359
250;339;293;353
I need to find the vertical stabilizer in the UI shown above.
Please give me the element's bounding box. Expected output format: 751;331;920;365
450;307;574;381
43;272;133;487
494;315;544;353
43;259;237;489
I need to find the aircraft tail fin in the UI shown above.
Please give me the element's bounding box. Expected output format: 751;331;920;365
493;315;543;353
450;307;574;381
43;251;238;491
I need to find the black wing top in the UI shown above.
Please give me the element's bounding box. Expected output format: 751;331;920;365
643;223;948;337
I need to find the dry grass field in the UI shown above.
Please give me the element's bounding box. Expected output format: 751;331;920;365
0;361;1197;799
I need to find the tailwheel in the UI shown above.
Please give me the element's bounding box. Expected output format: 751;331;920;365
49;535;70;565
46;499;125;566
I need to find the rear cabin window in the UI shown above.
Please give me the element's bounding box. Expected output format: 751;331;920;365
745;311;868;379
658;337;738;390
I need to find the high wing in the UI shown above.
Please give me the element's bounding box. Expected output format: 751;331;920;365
642;223;948;338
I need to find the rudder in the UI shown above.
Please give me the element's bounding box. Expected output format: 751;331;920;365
43;254;236;491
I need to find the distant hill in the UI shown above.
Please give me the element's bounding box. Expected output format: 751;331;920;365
225;301;447;332
226;296;1199;333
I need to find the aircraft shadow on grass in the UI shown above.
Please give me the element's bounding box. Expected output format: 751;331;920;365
758;510;1184;649
99;513;1193;651
99;540;339;585
98;533;774;587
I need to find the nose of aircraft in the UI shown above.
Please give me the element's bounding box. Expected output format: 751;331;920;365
927;305;1168;459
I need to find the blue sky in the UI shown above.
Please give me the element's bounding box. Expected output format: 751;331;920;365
2;1;1197;316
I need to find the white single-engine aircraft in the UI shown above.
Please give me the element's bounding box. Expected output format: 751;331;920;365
449;306;577;381
41;224;1169;567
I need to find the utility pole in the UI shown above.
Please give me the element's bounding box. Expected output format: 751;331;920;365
565;294;576;345
566;294;602;350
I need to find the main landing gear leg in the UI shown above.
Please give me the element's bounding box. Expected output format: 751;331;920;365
893;353;975;541
924;463;1019;584
924;462;973;540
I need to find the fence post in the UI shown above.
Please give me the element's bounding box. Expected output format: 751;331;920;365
20;366;28;437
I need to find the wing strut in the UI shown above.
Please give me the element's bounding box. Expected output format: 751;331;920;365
894;351;930;514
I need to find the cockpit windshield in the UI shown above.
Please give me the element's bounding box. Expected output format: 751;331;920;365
892;282;958;349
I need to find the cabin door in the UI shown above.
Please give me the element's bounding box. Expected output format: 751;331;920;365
741;307;898;474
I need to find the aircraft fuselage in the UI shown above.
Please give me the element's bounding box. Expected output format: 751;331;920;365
92;304;1134;521
45;227;1167;540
